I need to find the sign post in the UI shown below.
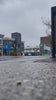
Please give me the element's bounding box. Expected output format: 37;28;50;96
40;44;44;55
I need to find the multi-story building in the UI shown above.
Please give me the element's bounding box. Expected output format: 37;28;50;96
0;32;24;56
11;32;21;53
21;41;24;52
40;36;51;47
3;37;15;56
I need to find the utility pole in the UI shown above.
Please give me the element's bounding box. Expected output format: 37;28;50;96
51;6;56;58
2;35;4;56
2;38;3;56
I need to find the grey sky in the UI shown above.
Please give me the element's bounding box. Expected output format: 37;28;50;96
0;0;56;47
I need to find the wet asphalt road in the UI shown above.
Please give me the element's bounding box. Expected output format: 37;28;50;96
0;56;56;100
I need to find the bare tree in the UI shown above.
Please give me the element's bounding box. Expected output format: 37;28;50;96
42;18;51;43
42;18;51;29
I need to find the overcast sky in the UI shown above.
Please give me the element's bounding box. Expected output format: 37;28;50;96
0;0;56;47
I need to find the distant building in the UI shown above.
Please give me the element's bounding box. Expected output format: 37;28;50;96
24;46;39;56
0;34;4;55
3;37;15;56
0;34;4;38
0;32;24;56
40;36;51;47
21;41;24;52
40;36;51;55
11;32;21;53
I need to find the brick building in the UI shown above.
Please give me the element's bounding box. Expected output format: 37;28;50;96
40;36;51;55
40;36;51;47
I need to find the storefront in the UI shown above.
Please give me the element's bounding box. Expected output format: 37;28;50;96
3;44;11;56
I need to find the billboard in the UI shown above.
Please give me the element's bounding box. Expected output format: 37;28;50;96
3;44;11;50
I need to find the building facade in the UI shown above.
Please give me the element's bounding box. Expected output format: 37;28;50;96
24;46;39;56
3;37;15;56
40;36;51;47
40;36;51;55
21;41;24;52
0;32;24;56
11;32;21;53
0;34;4;55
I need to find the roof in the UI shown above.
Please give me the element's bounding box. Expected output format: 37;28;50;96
3;37;15;41
0;34;4;38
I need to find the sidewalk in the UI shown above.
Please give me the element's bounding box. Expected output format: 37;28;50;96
0;56;22;61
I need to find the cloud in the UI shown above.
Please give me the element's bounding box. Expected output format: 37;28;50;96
0;0;53;47
0;0;5;4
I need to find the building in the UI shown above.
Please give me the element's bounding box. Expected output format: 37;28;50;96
3;37;15;56
0;34;4;55
0;32;24;56
11;32;21;53
40;36;51;47
24;46;39;56
21;41;24;52
40;36;51;55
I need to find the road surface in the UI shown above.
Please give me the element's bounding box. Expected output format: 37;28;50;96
0;56;56;100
